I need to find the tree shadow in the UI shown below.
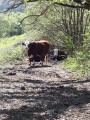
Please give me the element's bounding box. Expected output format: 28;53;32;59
0;79;90;120
24;79;44;84
28;65;52;69
61;79;90;84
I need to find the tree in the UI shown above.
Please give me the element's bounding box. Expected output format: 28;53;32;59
60;7;89;47
1;0;90;49
1;0;90;12
0;12;24;37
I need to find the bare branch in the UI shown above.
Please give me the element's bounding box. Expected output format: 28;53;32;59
2;0;90;12
54;2;90;10
3;0;23;12
19;4;51;25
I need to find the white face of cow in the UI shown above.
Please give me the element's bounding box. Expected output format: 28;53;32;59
22;41;30;48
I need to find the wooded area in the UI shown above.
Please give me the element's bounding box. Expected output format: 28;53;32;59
0;1;90;120
0;0;90;74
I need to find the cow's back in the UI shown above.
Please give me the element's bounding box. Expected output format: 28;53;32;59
36;40;50;55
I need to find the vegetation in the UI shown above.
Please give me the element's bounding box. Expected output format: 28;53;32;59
0;12;24;38
0;0;90;77
62;32;90;78
0;34;26;61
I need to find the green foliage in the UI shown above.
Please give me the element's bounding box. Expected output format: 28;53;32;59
7;12;24;36
64;57;78;69
23;1;66;46
0;12;24;37
5;46;24;61
64;33;90;78
65;36;75;49
24;0;30;2
0;14;10;37
74;34;90;77
63;57;87;78
0;34;26;62
47;0;69;2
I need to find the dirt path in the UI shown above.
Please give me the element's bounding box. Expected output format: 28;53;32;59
0;60;90;120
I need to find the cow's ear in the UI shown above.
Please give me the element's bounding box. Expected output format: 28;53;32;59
22;42;25;46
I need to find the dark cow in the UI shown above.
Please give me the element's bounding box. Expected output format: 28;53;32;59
52;50;67;61
58;50;67;60
22;40;50;65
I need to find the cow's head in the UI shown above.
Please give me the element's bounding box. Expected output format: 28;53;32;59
22;41;30;48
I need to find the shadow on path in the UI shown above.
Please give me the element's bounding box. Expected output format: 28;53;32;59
28;65;52;69
0;79;90;120
61;79;90;84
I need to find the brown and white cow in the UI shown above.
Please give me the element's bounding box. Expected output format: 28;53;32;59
22;40;50;65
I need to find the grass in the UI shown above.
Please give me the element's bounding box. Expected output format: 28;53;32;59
0;34;26;62
62;56;90;78
63;57;78;70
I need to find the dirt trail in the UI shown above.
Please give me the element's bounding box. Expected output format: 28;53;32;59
0;60;90;120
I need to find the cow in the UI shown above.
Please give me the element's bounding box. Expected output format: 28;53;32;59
52;50;67;61
22;40;50;65
58;50;67;60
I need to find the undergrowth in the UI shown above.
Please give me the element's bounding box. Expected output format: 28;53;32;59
0;34;26;62
62;56;90;79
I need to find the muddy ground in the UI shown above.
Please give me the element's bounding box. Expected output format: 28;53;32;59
0;59;90;120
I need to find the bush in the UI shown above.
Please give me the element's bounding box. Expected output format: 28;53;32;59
63;34;90;78
0;34;26;62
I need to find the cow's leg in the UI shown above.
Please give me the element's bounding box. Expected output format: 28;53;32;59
29;57;31;66
44;55;47;62
29;55;34;66
40;61;43;66
32;60;35;66
40;55;45;66
39;58;43;65
45;54;49;64
32;55;37;66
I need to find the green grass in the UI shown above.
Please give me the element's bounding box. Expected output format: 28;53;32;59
62;56;90;78
0;34;26;62
63;57;78;70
